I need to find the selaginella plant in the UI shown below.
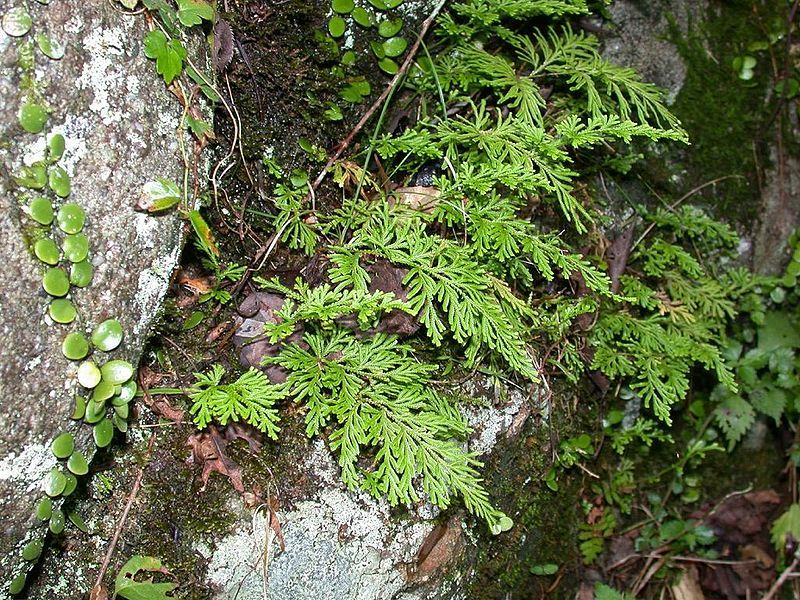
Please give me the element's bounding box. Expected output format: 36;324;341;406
178;0;706;534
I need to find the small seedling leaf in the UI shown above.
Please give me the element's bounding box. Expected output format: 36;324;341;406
18;103;48;133
328;16;346;38
141;178;182;212
115;556;177;600
143;30;186;85
176;0;214;27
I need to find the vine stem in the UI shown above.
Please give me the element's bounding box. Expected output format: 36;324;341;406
305;0;448;201
91;432;156;593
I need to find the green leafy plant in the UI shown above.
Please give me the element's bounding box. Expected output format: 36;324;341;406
188;366;282;438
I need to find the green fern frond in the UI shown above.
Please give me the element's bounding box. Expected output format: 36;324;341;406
268;329;508;528
188;366;282;438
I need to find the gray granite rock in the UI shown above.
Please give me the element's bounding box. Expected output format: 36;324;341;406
0;0;200;586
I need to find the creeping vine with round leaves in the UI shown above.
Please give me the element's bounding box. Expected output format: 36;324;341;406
3;1;135;595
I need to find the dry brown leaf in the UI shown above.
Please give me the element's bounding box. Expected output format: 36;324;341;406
671;567;705;600
390;186;440;213
187;425;264;493
89;585;109;600
187;426;245;493
741;543;774;568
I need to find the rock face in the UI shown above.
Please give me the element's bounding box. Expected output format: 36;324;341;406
0;0;196;585
602;0;706;102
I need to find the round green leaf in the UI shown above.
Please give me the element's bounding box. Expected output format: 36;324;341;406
114;403;129;420
18;103;48;134
2;7;32;36
378;57;399;74
328;16;346;37
44;468;67;497
35;497;52;520
49;509;65;534
21;539;43;561
71;396;86;420
113;413;128;433
68;512;88;533
94;419;114;448
92;379;116;403
43;268;69;297
67;451;89;476
49;298;77;324
92;319;124;351
370;40;385;59
50;168;72;199
368;0;387;9
77;361;102;388
62;472;78;496
332;0;354;13
382;36;407;57
48;133;65;160
341;50;356;66
57;203;85;234
9;574;26;596
62;233;89;263
34;238;60;265
84;399;106;424
51;432;75;458
70;260;93;288
62;332;89;360
29;196;54;225
352;7;372;26
16;163;48;189
35;32;65;60
101;360;134;385
377;18;402;38
116;380;137;404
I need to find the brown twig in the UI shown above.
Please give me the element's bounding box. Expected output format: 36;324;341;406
305;0;448;201
92;432;157;592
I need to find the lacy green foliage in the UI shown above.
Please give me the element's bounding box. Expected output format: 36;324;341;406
264;329;509;530
256;277;407;339
383;6;685;232
590;207;747;423
328;213;541;379
188;365;281;439
188;0;693;531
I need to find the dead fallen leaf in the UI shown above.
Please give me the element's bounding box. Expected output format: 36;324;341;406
671;566;705;600
741;543;774;568
187;424;264;493
89;585;109;600
390;186;440;213
213;18;234;73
